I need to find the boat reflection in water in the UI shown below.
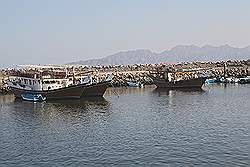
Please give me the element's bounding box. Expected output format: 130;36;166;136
12;96;110;117
151;87;207;110
14;96;109;107
0;96;111;136
0;94;15;104
47;97;110;110
152;87;206;97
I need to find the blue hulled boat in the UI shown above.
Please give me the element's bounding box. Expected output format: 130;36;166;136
21;93;46;102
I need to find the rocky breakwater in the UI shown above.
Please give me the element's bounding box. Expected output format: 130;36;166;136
87;64;156;87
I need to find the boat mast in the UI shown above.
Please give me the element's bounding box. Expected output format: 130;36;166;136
223;62;227;78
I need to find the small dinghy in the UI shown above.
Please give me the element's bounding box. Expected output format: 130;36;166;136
21;93;46;102
238;76;250;84
126;80;143;87
205;78;216;84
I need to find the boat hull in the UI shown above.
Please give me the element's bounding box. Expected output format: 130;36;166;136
153;77;206;89
81;81;110;97
9;81;110;100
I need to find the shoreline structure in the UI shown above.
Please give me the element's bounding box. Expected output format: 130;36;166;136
1;59;249;93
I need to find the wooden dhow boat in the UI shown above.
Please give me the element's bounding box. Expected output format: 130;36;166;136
6;71;112;100
150;68;206;89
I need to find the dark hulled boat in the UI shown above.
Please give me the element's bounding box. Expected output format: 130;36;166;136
152;77;206;89
8;81;110;100
6;68;112;101
150;68;206;89
8;80;111;100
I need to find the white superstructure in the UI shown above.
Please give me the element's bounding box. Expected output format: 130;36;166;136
6;75;95;91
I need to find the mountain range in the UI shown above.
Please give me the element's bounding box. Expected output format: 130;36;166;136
69;45;250;65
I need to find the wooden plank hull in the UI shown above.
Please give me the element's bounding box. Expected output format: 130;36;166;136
9;81;110;100
81;82;110;97
153;77;206;89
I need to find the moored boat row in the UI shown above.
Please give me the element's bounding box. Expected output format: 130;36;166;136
205;76;250;84
2;61;249;101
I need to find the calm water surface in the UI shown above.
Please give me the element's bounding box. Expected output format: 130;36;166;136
0;84;249;166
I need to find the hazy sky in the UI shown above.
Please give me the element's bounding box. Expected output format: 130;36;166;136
1;0;250;67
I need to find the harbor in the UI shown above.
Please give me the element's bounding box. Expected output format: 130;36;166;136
2;0;250;166
1;59;249;96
